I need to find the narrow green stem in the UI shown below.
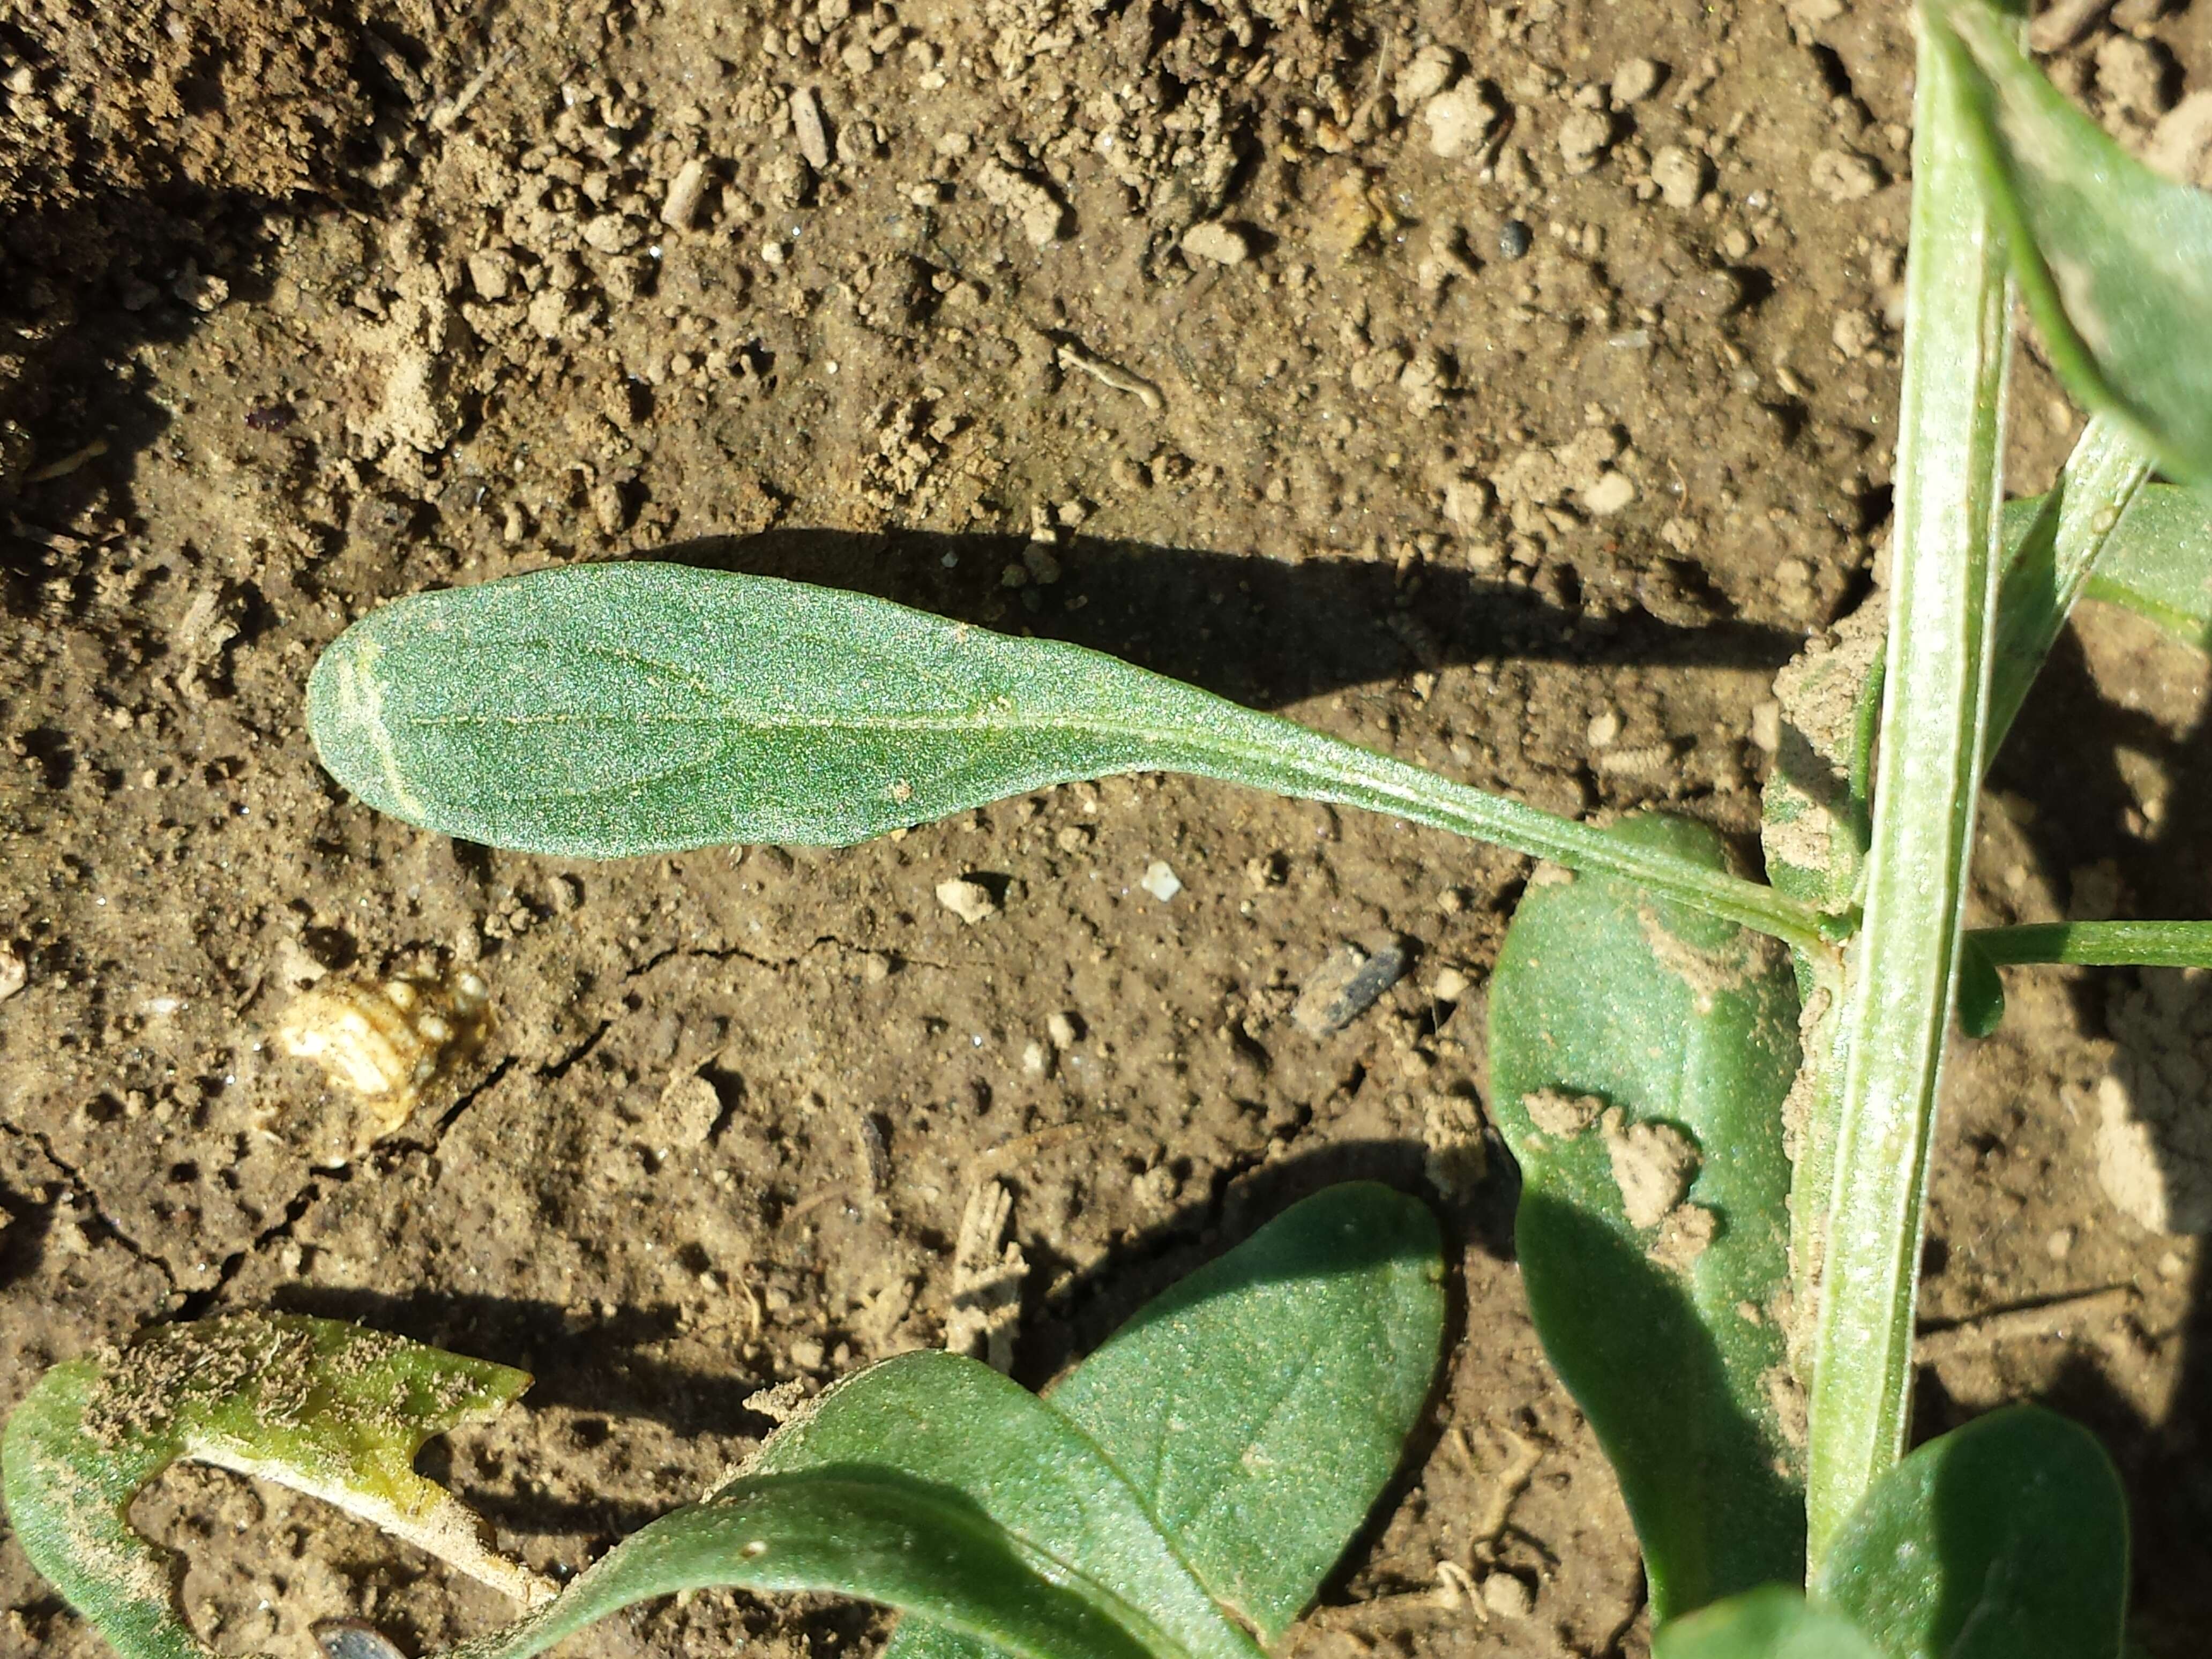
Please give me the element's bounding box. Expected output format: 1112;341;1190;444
1805;9;2014;1567
1971;920;2212;968
1201;726;1835;956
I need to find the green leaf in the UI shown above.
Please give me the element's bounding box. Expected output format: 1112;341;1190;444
1815;1405;2129;1659
1654;1587;1885;1659
1939;0;2212;483
882;1185;1445;1659
1986;417;2157;755
2001;481;2212;655
305;562;1828;952
1;1314;544;1659
443;1468;1169;1659
1489;814;1806;1621
1955;932;2005;1037
734;1350;1266;1659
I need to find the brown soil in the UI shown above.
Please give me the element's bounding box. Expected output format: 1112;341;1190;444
2;2;2209;1655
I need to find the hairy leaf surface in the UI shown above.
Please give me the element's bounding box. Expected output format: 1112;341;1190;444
1941;0;2212;482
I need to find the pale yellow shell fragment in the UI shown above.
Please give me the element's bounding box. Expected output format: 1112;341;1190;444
274;969;489;1137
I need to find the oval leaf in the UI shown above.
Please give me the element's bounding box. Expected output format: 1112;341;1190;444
1654;1587;1885;1659
1814;1404;2129;1659
308;562;1326;858
1;1315;542;1659
1043;1184;1444;1643
1940;0;2212;483
1489;814;1806;1620
741;1350;1264;1659
445;1469;1167;1659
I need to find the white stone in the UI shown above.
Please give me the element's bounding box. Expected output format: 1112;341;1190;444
1181;221;1250;266
936;878;998;924
1139;861;1183;902
1424;82;1501;159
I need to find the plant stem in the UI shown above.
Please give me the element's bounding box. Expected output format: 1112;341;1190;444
1971;920;2212;967
1191;721;1837;955
1804;8;2014;1567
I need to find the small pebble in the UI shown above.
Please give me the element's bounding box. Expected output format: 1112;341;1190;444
1557;107;1615;174
1139;860;1184;902
790;86;833;171
661;156;713;228
1583;470;1635;516
1182;221;1250;266
1291;936;1410;1037
1424;81;1501;159
1810;147;1884;203
1611;57;1664;104
1498;219;1533;259
1650;144;1708;210
936;877;999;924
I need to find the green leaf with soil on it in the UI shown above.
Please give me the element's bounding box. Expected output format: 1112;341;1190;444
2002;484;2212;654
1938;0;2212;483
303;561;1829;953
884;1183;1447;1659
1653;1587;1886;1659
1813;1404;2129;1659
0;1314;548;1659
1488;814;1806;1624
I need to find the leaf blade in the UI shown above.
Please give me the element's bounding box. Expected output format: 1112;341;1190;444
1814;1404;2128;1659
306;562;1828;951
741;1350;1265;1659
1;1315;542;1659
1653;1587;1885;1659
1941;0;2212;482
1488;815;1806;1621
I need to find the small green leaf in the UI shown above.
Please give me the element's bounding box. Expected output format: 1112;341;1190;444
883;1186;1445;1659
741;1351;1265;1659
1044;1185;1443;1642
444;1468;1168;1659
1;1315;544;1659
1955;932;2006;1037
1489;815;1806;1621
1654;1587;1885;1659
1999;480;2212;657
1939;0;2212;483
304;562;1828;952
1815;1404;2129;1659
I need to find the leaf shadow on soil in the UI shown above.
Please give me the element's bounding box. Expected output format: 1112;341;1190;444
1980;622;2212;1648
638;529;1802;713
271;1135;1494;1564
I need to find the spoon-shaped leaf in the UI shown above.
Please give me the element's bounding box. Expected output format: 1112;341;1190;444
1654;1587;1884;1659
1489;814;1805;1621
1939;0;2212;483
1813;1404;2128;1659
1;1315;547;1659
304;562;1827;952
882;1184;1446;1659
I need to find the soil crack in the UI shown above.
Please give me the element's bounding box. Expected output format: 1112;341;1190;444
1;1118;181;1295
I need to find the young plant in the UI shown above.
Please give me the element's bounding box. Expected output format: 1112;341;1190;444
17;1;2210;1653
2;1185;1444;1659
